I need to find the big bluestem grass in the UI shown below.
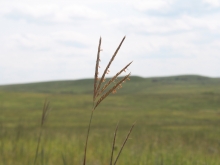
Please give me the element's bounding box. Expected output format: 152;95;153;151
83;36;134;165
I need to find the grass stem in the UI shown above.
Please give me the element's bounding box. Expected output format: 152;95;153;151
83;109;94;165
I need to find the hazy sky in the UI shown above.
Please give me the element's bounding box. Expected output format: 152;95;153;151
1;0;220;85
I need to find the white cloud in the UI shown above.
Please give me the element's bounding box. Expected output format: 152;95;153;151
129;0;174;11
51;31;92;46
203;0;220;7
0;1;105;24
7;34;52;51
0;0;220;85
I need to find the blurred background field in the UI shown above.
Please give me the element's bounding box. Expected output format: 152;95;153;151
0;75;220;165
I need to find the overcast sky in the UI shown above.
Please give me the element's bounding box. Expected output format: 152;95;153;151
0;0;220;85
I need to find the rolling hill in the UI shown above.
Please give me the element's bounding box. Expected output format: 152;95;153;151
0;75;220;94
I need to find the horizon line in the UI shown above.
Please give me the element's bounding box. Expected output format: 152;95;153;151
0;74;219;86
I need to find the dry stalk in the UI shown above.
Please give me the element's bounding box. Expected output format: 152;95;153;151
93;37;102;104
83;36;133;165
96;61;133;97
113;123;135;165
94;73;131;109
96;36;126;94
41;99;50;126
110;123;119;165
34;99;51;165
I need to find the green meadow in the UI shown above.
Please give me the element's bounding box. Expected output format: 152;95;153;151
0;75;220;165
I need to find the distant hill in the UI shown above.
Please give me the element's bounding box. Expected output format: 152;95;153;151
0;75;220;94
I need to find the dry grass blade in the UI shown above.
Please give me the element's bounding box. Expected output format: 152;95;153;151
41;100;50;126
110;123;119;165
93;37;102;103
94;73;131;109
96;36;126;93
96;61;133;97
113;123;135;165
34;99;50;165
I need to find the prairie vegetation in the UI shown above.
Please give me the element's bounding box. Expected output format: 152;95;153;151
0;75;220;164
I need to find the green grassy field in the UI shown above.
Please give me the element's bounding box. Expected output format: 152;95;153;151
0;75;220;165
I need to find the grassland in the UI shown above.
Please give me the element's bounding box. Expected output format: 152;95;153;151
0;75;220;165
